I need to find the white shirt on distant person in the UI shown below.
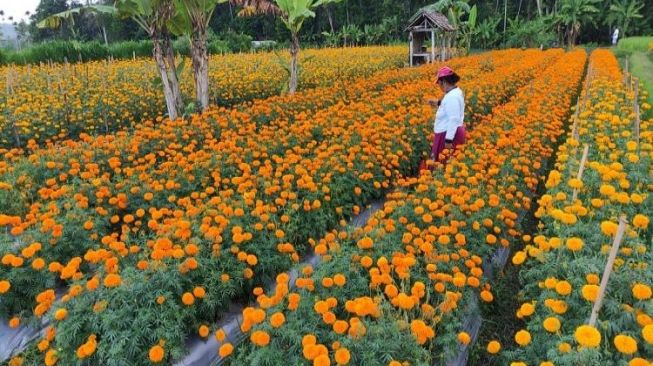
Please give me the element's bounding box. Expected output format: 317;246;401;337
434;87;465;140
612;28;619;45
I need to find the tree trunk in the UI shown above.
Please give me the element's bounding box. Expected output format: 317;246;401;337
517;0;523;19
535;0;542;17
102;25;108;47
190;28;210;111
153;39;179;120
326;5;335;34
163;36;184;113
289;32;300;95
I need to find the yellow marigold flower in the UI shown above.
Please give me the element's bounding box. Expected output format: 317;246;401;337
586;273;599;284
565;237;583;252
613;334;638;354
555;281;572;296
558;342;571;353
512;251;527;265
574;325;601;348
457;331;471;345
486;340;501;354
599;184;616;196
632;283;652;300
581;285;599;302
514;329;531;346
543;317;561;333
540;362;554;366
629;358;649;366
633;214;649;229
568;178;583;189
643;324;653;344
600;221;618;236
519;302;535;317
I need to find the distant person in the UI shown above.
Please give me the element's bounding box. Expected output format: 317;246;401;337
612;28;620;46
427;66;465;165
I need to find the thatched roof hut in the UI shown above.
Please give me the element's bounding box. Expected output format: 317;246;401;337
406;8;455;66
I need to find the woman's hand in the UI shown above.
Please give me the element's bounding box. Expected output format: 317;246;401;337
427;98;440;107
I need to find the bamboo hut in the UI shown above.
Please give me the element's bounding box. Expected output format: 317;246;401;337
406;9;455;66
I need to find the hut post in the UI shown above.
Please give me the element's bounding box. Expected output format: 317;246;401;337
409;31;414;67
441;33;446;61
431;30;436;63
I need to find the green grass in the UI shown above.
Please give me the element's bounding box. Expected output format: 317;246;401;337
629;51;653;118
618;36;653;52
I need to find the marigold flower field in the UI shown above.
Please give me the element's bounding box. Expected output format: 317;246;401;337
0;46;651;366
0;46;405;148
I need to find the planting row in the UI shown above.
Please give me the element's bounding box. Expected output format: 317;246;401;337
0;50;556;365
223;50;587;365
503;49;653;366
0;46;406;148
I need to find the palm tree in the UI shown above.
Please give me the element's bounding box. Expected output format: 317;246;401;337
557;0;600;47
606;0;643;38
272;0;342;95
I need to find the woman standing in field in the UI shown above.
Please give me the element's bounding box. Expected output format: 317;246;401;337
427;66;465;164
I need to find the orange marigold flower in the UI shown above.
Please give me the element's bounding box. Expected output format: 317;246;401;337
182;292;195;306
54;308;68;321
218;343;233;358
514;329;531;346
574;325;601;348
0;280;10;294
149;345;165;363
193;287;206;298
486;340;501;354
270;312;285;328
335;348;350;365
614;334;638;354
103;273;122;288
199;325;210;338
250;330;270;347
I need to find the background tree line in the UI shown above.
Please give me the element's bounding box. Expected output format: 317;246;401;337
1;0;651;51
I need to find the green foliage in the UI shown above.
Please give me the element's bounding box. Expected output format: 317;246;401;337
605;0;644;37
506;17;557;48
274;0;342;36
472;17;501;49
618;36;653;51
0;32;255;65
4;40;109;64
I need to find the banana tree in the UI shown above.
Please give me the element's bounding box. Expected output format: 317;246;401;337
605;0;644;38
458;4;477;53
273;0;343;94
116;0;185;119
36;5;115;44
172;0;279;111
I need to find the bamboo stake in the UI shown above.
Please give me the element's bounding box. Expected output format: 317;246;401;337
633;78;640;145
588;215;628;327
571;98;581;140
571;144;589;202
6;70;21;147
634;102;641;145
